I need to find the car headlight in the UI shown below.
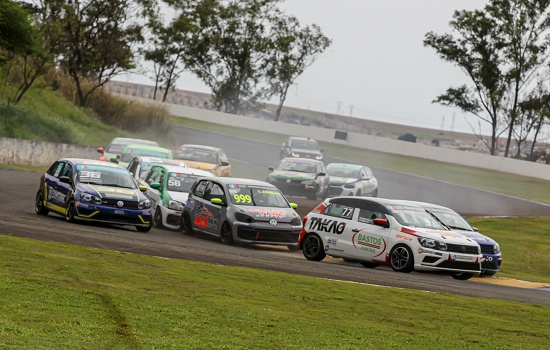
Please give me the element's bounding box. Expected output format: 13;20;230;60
315;155;323;160
139;199;151;209
493;243;500;254
234;212;255;223
81;193;102;204
343;180;358;189
289;217;301;226
291;152;300;157
302;179;314;185
168;200;184;211
418;237;447;251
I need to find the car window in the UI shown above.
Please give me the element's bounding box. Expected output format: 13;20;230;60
167;173;201;192
194;180;209;198
388;205;446;229
358;209;385;224
204;183;224;201
76;165;136;188
276;160;316;173
175;147;217;163
228;187;288;207
325;203;354;219
219;151;229;164
291;140;319;151
128;158;139;176
327;166;359;178
48;161;65;177
145;168;160;185
60;163;73;178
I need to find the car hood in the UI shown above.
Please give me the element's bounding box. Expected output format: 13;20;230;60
167;191;189;204
237;205;301;225
291;148;322;156
329;176;355;186
451;229;497;245
78;184;142;201
413;227;479;245
179;160;216;171
269;171;315;181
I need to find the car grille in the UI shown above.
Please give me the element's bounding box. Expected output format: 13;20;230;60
101;199;140;209
237;227;299;244
328;186;343;196
480;244;496;254
446;243;479;255
436;260;480;271
482;259;501;270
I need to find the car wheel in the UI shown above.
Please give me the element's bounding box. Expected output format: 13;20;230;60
308;186;319;200
356;190;362;197
480;271;497;277
153;206;164;229
220;222;234;245
302;233;326;261
181;213;194;236
450;272;474;280
65;199;76;223
136;223;152;233
389;244;414;273
35;190;49;215
360;261;378;268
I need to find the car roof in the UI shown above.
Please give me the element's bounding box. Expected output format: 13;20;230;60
176;144;221;151
278;157;323;164
134;156;185;165
122;144;171;152
109;137;158;145
287;136;317;142
152;164;214;176
330;196;426;209
326;163;362;170
213;177;276;187
398;200;455;212
59;158;125;168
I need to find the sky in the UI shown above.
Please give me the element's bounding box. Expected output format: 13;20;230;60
119;0;491;135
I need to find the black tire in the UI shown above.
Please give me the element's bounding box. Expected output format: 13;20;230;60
302;233;326;261
450;272;474;280
65;199;76;223
355;190;362;197
480;271;497;277
308;187;318;200
153;206;164;229
389;244;414;273
360;261;378;268
35;190;49;215
181;213;194;236
220;222;234;245
136;222;152;233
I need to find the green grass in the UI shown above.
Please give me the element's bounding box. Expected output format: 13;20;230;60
0;234;548;349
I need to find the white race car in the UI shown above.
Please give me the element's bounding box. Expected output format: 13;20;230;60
299;197;483;280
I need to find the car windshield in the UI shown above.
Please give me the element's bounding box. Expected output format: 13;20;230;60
166;173;200;192
106;140;157;154
175;148;218;164
291;140;319;151
77;165;137;189
275;160;316;173
122;149;170;161
327;166;359;178
229;186;289;207
388;205;447;230
428;208;473;231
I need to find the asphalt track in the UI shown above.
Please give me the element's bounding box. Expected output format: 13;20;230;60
1;127;549;306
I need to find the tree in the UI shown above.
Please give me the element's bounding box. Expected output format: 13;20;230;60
48;0;151;107
266;16;331;121
424;0;550;156
0;0;36;62
184;0;282;114
516;90;550;159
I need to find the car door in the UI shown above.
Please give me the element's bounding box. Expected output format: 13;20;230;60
127;157;140;181
347;205;391;264
317;163;330;195
44;161;67;213
218;150;231;177
144;167;162;210
361;167;377;195
189;180;223;235
316;200;357;258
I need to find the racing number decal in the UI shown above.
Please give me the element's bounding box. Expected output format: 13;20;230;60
80;171;101;181
233;194;252;204
341;207;353;218
169;179;181;187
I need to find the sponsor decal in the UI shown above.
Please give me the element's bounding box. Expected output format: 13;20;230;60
325;245;330;251
308;217;346;234
396;233;413;241
356;234;381;253
327;237;338;244
249;208;286;218
269;219;278;226
451;255;474;262
186;200;194;209
193;202;218;230
105;193;133;199
47;186;66;203
418;248;442;256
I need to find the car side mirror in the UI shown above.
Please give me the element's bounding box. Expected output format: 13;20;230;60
290;203;298;209
97;147;104;154
150;183;161;190
373;218;389;228
211;198;224;205
268;166;274;171
472;226;479;232
318;172;326;177
139;185;147;192
59;176;72;185
221;161;230;166
110;157;118;164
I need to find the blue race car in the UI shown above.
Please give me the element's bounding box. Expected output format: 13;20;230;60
35;158;152;232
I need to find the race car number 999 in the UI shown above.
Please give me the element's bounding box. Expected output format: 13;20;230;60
234;194;252;204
